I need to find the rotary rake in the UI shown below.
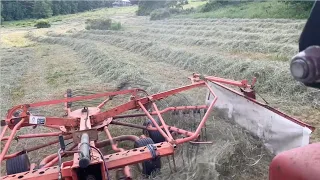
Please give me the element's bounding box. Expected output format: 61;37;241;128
0;73;313;180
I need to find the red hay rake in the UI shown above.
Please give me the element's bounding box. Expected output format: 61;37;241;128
0;74;256;180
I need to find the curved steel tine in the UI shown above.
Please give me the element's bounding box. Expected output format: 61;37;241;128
179;110;183;118
167;156;173;173
181;144;185;166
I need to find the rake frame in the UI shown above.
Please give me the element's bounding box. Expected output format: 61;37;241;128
0;73;308;180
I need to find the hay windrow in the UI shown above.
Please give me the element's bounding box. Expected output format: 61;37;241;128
155;18;306;24
139;28;300;44
82;30;299;52
147;19;306;30
30;31;319;108
143;24;300;34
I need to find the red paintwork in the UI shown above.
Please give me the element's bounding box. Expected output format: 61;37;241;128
68;107;100;119
3;135;73;160
1;131;66;141
269;143;320;180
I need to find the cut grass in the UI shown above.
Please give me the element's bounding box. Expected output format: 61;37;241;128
4;6;318;179
176;1;310;19
11;86;25;101
28;29;320;109
82;29;298;58
46;70;75;87
0;31;35;48
2;34;274;178
0;44;109;175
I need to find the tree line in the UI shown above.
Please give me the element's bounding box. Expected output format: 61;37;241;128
1;0;113;21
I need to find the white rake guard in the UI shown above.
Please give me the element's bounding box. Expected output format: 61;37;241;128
206;82;312;155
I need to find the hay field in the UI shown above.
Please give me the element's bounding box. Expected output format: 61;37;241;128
30;17;319;110
1;8;319;180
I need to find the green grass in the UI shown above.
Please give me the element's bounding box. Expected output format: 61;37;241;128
1;6;137;28
46;70;75;87
11;86;25;101
176;1;310;19
183;0;207;9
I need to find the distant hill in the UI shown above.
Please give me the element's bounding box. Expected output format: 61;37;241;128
185;1;313;19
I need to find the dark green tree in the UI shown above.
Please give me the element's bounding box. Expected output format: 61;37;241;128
1;0;111;21
21;1;35;19
32;0;53;18
1;1;16;20
59;1;71;14
52;0;62;16
77;1;88;12
70;1;78;14
14;2;27;20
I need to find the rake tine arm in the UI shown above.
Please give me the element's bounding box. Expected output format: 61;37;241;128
176;82;218;144
138;101;173;143
151;102;174;141
5;116;79;129
5;89;141;120
97;97;112;109
91;82;205;123
113;105;208;119
192;73;253;88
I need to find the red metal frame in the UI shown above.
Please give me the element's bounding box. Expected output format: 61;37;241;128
0;74;314;180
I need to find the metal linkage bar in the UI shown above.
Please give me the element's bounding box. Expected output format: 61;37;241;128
42;144;78;168
32;89;138;108
110;121;195;137
113;105;208;119
91;82;206;123
152;102;175;141
1;131;68;141
192;73;255;88
4;89;140;127
97;97;112;109
4;135;73;160
4;116;79;129
104;125;131;179
95;135;139;148
0;118;25;162
138;101;173;143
